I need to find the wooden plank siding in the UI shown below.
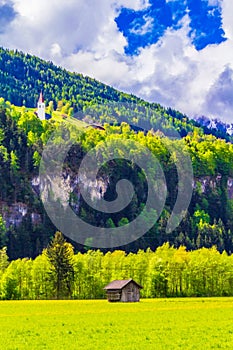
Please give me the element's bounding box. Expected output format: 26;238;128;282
104;279;142;302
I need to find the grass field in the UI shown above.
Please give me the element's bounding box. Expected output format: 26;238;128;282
51;111;88;128
0;298;233;349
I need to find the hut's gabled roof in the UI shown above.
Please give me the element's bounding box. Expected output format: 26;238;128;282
104;279;143;290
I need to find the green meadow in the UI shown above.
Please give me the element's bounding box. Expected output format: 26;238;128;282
0;298;233;349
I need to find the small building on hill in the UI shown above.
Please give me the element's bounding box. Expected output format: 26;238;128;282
104;279;143;302
37;91;46;120
35;92;51;120
86;123;105;130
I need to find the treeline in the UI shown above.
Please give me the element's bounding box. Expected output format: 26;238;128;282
1;237;233;300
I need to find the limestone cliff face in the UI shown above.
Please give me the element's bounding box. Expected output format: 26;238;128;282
0;170;109;228
227;178;233;199
33;171;109;210
0;202;41;228
1;174;233;228
194;175;222;192
194;175;233;199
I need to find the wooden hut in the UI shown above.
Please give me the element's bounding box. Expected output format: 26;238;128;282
104;279;143;302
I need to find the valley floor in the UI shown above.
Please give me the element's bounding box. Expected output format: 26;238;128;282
0;298;232;349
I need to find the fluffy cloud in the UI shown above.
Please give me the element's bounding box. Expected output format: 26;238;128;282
0;1;17;33
2;0;117;57
204;66;233;121
0;0;233;122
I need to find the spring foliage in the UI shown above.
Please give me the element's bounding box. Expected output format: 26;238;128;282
1;241;233;299
0;100;233;257
1;47;233;257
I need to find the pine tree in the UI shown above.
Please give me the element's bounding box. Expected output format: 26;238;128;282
46;231;74;299
0;215;7;248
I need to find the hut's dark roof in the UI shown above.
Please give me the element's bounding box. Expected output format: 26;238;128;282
104;279;142;290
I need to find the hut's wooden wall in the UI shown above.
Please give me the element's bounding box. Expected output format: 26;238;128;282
121;282;140;302
106;291;121;302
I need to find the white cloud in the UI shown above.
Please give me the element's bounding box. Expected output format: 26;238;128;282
0;0;11;5
203;66;233;121
118;0;151;11
50;43;62;59
221;0;233;40
2;0;121;58
207;0;221;6
130;15;154;35
1;0;233;122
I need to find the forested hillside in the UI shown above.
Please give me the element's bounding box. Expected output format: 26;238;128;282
1;48;233;260
0;97;233;258
0;47;231;141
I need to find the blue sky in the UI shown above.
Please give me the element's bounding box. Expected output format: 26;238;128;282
116;0;225;54
0;0;233;122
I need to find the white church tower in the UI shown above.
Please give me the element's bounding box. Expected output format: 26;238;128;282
37;91;46;120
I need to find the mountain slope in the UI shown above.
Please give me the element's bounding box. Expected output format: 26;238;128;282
0;47;142;107
1;48;233;259
1;46;228;140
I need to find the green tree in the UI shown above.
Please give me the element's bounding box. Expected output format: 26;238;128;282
0;247;8;273
46;231;74;299
10;150;19;174
0;216;7;248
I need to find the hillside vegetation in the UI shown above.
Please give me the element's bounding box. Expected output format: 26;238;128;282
0;48;233;259
0;97;233;258
0;47;231;141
